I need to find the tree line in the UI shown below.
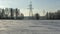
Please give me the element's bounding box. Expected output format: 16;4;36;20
46;10;60;20
0;8;24;20
0;8;40;20
0;8;60;20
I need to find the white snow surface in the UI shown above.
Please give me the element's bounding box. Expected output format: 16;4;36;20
0;20;60;34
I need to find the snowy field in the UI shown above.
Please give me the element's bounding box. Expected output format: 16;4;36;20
0;20;60;34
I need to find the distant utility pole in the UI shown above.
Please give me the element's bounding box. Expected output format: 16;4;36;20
28;1;33;17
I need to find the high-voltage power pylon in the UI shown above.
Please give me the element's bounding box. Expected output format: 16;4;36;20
28;1;33;17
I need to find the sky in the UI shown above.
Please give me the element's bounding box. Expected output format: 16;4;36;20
0;0;60;16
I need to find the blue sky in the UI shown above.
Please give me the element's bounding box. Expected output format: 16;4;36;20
0;0;60;16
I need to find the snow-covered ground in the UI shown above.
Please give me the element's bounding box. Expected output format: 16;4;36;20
0;20;60;34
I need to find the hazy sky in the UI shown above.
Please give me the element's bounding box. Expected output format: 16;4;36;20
0;0;60;16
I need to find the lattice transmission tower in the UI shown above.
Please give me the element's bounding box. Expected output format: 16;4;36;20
28;1;33;17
